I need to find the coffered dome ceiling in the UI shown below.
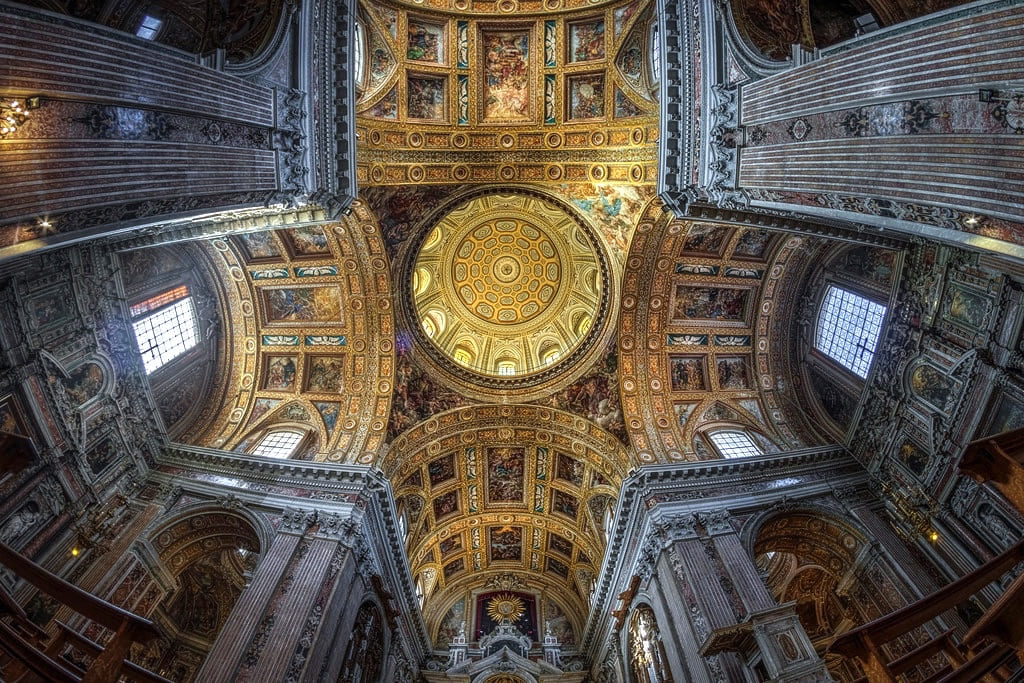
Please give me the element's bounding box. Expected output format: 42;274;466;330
403;189;612;397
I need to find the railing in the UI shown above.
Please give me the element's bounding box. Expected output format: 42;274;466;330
0;540;169;683
828;428;1024;682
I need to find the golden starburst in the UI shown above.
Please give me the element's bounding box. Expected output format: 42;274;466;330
486;593;525;623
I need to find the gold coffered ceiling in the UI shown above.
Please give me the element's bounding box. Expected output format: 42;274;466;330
410;192;605;379
355;0;658;186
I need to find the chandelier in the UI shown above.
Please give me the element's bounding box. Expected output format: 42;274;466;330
0;97;38;139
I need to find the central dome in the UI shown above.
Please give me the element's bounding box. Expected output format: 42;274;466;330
452;219;561;324
407;189;609;391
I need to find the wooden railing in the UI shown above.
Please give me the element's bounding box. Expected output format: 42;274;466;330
828;428;1024;682
0;540;169;683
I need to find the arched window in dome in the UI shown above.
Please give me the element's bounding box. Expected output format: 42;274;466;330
250;429;304;459
815;285;887;379
708;430;762;459
497;360;517;376
453;340;477;366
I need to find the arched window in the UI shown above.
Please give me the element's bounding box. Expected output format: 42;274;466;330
497;361;517;376
130;285;199;374
648;22;661;87
250;430;304;459
815;285;886;379
708;430;762;459
353;19;366;89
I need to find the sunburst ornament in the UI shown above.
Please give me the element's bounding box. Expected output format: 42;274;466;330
486;593;525;623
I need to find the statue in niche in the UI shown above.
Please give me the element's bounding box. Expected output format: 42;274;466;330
978;504;1016;549
0;502;42;545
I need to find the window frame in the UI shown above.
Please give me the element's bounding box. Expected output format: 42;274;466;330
249;429;306;459
130;286;200;375
708;430;763;459
813;284;887;380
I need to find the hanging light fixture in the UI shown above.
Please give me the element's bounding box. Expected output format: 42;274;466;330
0;96;39;139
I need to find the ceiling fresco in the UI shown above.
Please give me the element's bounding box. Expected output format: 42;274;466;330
355;0;658;188
187;202;395;463
384;404;627;644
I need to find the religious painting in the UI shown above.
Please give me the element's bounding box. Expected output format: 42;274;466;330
614;87;642;118
617;37;643;84
368;29;395;88
439;534;462;557
400;469;423;489
841;246;897;287
303;355;345;393
674;402;697;430
481;29;531;121
407;74;447;121
552;489;579;520
568;18;605;62
943;284;991;331
262;355;298;391
682;224;730;255
63;362;104;406
546;556;569;579
909;363;954;411
670;285;751;324
235;231;281;261
249;398;279;424
407;18;444;63
567;73;604;120
0;394;30;436
433;490;460;520
898;439;929;476
731;229;773;260
703;401;739;422
555;452;584;487
486;446;525;504
313;402;340;435
443;558;465;581
368;86;398;119
428;453;456;486
544;597;576;647
435;597;466;647
86;433;119;475
279;226;331;258
488;526;522;561
613;3;639;37
260;286;343;325
669;356;707;392
717;356;751;390
120;246;184;289
548;533;572;557
25;286;74;331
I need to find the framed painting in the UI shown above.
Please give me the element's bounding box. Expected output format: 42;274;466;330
567;73;605;120
479;26;534;123
407;74;448;122
567;17;605;62
407;18;445;64
259;285;344;326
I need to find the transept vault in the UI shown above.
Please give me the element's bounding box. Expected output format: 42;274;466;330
0;0;1022;681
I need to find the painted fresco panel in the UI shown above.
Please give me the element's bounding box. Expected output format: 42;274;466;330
732;229;773;260
717;356;751;390
544;598;575;647
369;86;398;119
568;18;605;62
910;364;954;411
555;452;584;486
26;286;74;330
262;355;298;391
433;490;460;519
0;394;31;436
674;402;697;429
407;19;445;63
443;557;464;581
670;285;751;323
407;75;447;121
235;231;281;261
548;533;572;557
614;88;642;118
439;534;462;557
482;30;531;121
682;224;730;255
551;489;579;519
63;362;104;406
429;453;457;486
982;394;1024;437
280;226;330;257
943;284;991;331
86;433;118;476
261;286;343;325
488;526;522;561
435;597;466;647
314;402;339;435
669;355;707;392
486;446;526;504
567;73;604;120
546;556;569;578
303;355;345;393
